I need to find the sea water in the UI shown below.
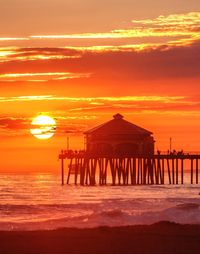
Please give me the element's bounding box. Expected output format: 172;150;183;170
0;173;199;231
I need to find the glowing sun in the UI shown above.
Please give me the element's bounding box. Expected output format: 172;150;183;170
30;115;56;139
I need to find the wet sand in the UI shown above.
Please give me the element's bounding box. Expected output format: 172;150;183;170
0;221;199;254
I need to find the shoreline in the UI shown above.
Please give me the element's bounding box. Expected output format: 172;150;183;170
0;221;199;254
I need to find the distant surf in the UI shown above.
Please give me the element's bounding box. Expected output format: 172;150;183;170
0;173;199;231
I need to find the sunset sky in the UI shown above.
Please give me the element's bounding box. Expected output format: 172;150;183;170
0;0;200;172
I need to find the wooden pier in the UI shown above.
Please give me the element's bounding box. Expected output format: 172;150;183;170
59;151;200;186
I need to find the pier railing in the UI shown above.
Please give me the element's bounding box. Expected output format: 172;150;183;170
58;151;200;186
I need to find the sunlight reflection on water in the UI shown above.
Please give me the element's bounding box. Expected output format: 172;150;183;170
0;173;199;230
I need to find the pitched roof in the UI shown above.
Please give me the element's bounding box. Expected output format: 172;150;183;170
84;114;152;135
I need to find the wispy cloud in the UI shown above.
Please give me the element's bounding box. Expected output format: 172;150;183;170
0;115;90;136
0;95;54;102
0;93;199;137
0;41;200;83
0;47;82;63
2;94;199;114
29;12;200;47
0;37;29;41
0;117;29;128
0;117;30;137
0;72;91;82
131;12;200;27
0;12;199;81
0;95;186;103
1;12;199;51
30;12;200;40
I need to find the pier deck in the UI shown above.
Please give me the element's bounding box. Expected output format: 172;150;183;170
59;151;200;186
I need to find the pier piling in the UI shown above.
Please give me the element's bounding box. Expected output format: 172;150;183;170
59;152;200;186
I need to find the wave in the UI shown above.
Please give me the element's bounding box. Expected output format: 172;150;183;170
176;203;199;210
0;201;199;231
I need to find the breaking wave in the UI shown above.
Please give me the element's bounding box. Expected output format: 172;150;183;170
0;173;199;231
0;200;199;231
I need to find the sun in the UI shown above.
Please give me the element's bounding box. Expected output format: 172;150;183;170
30;115;56;140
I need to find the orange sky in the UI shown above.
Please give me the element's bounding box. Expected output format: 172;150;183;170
0;1;200;172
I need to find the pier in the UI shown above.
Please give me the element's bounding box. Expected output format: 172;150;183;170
58;151;200;186
58;114;200;186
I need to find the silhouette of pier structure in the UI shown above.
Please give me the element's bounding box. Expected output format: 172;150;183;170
59;114;200;186
59;152;199;185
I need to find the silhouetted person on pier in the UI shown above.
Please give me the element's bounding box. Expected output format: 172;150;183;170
173;149;177;155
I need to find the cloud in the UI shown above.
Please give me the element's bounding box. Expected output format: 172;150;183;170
59;124;88;135
1;41;200;83
0;47;82;63
54;42;200;81
0;115;88;137
0;95;54;102
66;96;200;113
0;117;30;130
0;92;199;137
29;12;200;47
131;12;200;28
1;94;199;115
0;72;91;82
0;12;199;92
0;37;29;41
0;95;185;103
1;12;199;49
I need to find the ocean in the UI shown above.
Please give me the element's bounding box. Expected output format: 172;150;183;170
0;173;199;231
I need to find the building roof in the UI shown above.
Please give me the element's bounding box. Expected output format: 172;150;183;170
84;114;153;135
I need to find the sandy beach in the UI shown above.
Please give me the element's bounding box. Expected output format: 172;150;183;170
0;221;199;254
